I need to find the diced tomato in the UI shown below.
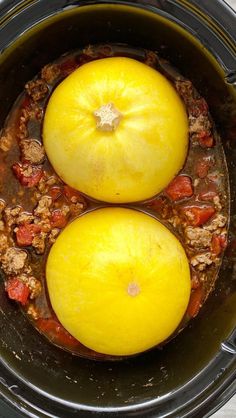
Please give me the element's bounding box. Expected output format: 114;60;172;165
63;185;85;204
165;176;193;201
186;286;203;318
195;156;214;179
189;98;208;117
181;205;215;226
49;186;62;201
198;131;214;148
211;234;227;256
5;278;30;305
37;318;79;348
15;223;41;246
50;210;67;228
12;163;43;187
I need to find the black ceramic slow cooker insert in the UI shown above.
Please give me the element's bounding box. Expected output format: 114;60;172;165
0;1;236;417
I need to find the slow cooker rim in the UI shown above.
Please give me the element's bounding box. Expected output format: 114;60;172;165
0;348;235;416
0;0;236;89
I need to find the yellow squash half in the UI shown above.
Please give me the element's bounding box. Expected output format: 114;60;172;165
43;57;188;203
46;208;191;356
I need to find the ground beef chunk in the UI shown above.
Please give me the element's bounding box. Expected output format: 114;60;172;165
61;205;70;216
20;105;44;125
4;206;22;228
1;247;27;275
175;80;194;104
41;64;60;84
32;196;52;235
213;195;222;211
185;226;212;248
34;196;52;219
20;139;45;165
32;232;47;254
37;174;57;194
0;130;13;151
189;115;211;135
0;233;9;253
69;202;84;217
190;252;214;271
16;212;34;225
18;114;28;140
0;221;4;231
25;79;48;102
167;214;183;228
48;228;60;245
205;214;227;232
27;304;40;320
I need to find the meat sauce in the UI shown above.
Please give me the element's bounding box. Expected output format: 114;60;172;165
0;44;229;359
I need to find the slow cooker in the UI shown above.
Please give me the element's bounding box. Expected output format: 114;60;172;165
0;0;235;417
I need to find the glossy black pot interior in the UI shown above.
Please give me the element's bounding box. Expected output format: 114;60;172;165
0;1;236;417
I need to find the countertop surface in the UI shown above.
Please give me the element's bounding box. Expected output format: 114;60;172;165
0;1;235;417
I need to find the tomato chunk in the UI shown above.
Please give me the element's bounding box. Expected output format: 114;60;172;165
198;131;214;148
51;210;67;228
165;176;193;201
5;278;30;305
181;205;215;226
12;162;43;187
186;286;203;318
211;234;227;256
15;223;41;246
37;318;79;348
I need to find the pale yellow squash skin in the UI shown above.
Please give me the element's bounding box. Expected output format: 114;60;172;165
43;57;188;203
46;208;191;356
